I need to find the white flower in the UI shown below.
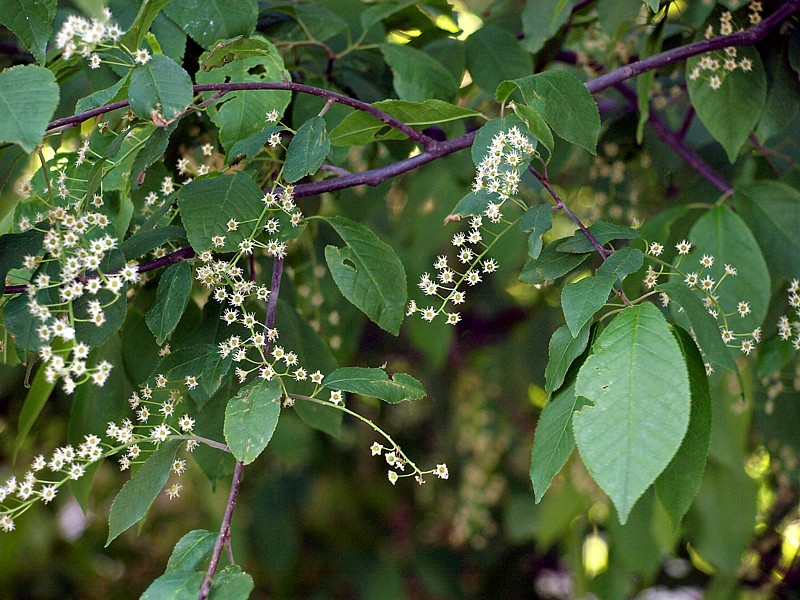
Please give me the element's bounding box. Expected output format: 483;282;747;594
134;48;151;65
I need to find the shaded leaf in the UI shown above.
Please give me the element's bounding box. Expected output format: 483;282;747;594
146;262;193;345
129;54;193;122
166;529;216;572
0;0;55;65
557;221;639;253
530;381;588;502
0;228;44;295
323;367;425;404
519;240;590;286
464;25;531;92
545;322;591;396
380;43;458;102
655;326;712;529
164;0;258;48
107;440;182;545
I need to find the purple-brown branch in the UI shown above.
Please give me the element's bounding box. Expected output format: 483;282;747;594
2;1;796;298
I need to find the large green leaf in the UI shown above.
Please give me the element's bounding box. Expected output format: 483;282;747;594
561;275;616;337
497;71;600;154
224;378;282;465
329;99;481;146
119;226;188;261
520;0;578;54
686;45;766;162
283;116;330;183
655;327;712;529
530;381;588;502
195;42;291;152
0;65;60;153
323;367;426;404
464;25;531;92
129;54;193;122
519;240;590;286
165;529;216;572
119;0;174;53
734;181;800;281
544;322;591;396
573;303;691;523
200;35;282;71
106;439;182;545
380;43;458;102
321;216;407;336
140;571;205;600
656;282;736;372
146;262;193;345
208;564;254;599
0;0;56;65
684;206;770;341
176;173;263;253
164;0;258;48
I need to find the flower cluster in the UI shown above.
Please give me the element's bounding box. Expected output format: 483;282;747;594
370;441;448;486
644;238;766;367
777;279;800;351
409;127;536;325
6;159;141;394
0;372;204;532
688;4;762;90
54;9;122;65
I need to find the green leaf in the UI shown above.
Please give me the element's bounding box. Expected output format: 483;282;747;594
450;189;494;218
544;322;591;396
283;116;330;183
146;262;193;345
0;65;60;153
596;247;644;282
464;25;531;93
106;439;182;545
227;125;284;163
734;181;800;281
573;303;691;523
380;43;458;102
195;44;291;152
13;362;56;462
166;529;216;572
164;0;258;48
643;0;660;11
176;173;263;253
497;71;600;154
329;99;482;146
635;15;665;143
0;0;55;65
513;104;555;158
557;221;639;253
520;0;578;54
519;240;590;286
684;205;770;341
200;35;282;71
655;326;712;529
268;4;348;43
119;226;188;261
0;228;44;295
530;381;588;502
119;0;174;53
471;115;532;166
129;54;193;122
130;122;179;186
656;282;737;372
686;45;766;162
75;74;131;114
521;204;553;259
157;344;231;403
561;275;616;337
141;571;205;600
321;216;407;336
208;564;254;600
224;378;282;465
323;367;426;404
